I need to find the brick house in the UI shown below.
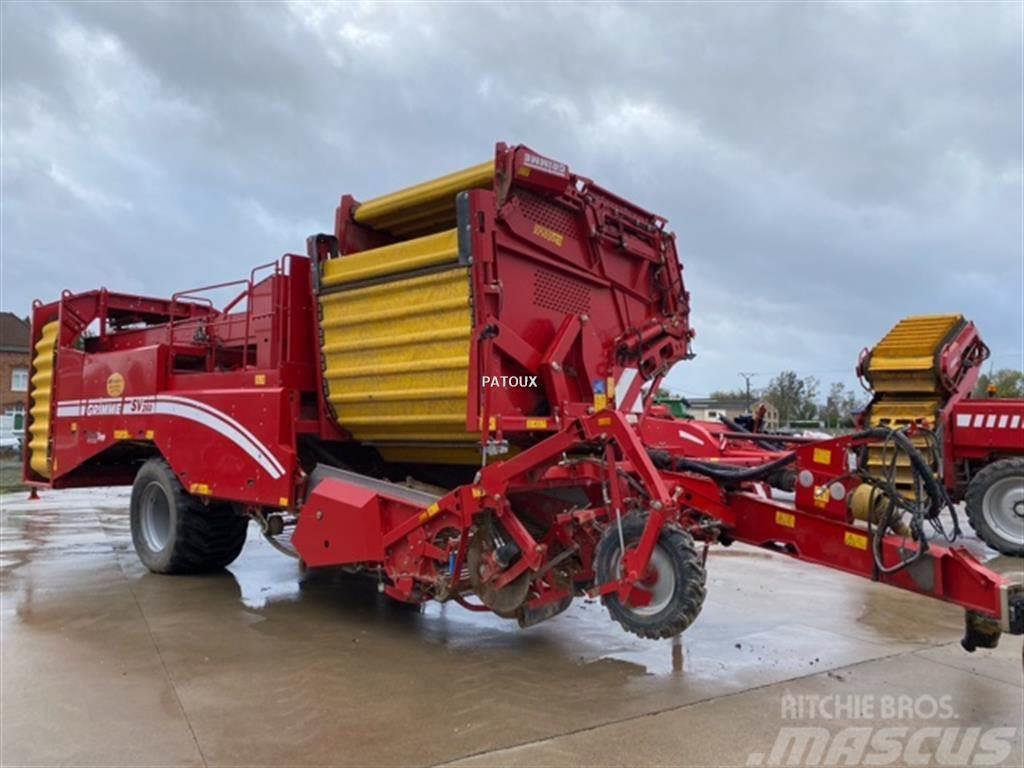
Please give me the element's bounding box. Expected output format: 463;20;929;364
0;312;32;416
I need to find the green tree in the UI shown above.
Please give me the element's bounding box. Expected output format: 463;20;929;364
973;369;1024;398
819;382;863;428
764;371;820;425
708;388;749;401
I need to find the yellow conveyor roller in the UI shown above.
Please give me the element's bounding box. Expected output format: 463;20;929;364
862;314;967;490
353;161;493;237
321;229;460;288
28;320;59;478
318;229;476;459
865;314;965;394
318;159;501;464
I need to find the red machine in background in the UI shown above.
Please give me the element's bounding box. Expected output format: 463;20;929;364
857;315;1024;556
948;399;1024;555
23;144;1023;650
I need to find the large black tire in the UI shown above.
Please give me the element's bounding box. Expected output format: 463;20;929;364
965;458;1024;557
595;515;706;639
130;458;249;573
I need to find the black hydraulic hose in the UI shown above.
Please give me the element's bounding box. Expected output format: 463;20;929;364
650;427;944;515
653;426;951;577
719;416;787;453
648;448;797;482
846;427;946;520
719;415;747;433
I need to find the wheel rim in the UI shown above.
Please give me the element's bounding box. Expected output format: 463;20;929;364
617;544;676;616
981;476;1024;547
140;482;172;552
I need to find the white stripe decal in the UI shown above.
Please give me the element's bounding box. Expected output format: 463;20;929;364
1013;415;1022;429
151;400;282;479
973;414;985;428
157;396;285;476
677;429;705;446
54;396;283;479
616;367;639;412
955;414;972;427
986;414;996;428
998;415;1008;429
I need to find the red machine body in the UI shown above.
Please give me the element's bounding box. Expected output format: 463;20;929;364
944;399;1024;496
23;144;1023;648
23;260;327;505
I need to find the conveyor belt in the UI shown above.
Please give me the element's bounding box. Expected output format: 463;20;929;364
318;235;473;447
353;161;493;237
861;314;967;490
28;320;58;478
315;159;504;465
319;170;486;463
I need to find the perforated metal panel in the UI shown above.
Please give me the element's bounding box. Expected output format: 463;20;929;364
532;269;591;315
517;191;579;240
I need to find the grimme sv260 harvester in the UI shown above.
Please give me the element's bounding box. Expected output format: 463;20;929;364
24;144;1024;649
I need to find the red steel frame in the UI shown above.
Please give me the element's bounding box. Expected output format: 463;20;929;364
23;144;1023;642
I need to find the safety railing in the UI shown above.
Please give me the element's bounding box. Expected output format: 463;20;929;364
168;258;290;372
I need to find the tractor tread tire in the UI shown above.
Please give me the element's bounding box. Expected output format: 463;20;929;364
965;458;1024;557
130;458;249;574
596;515;707;639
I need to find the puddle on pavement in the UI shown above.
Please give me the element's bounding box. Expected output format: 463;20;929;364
2;487;989;690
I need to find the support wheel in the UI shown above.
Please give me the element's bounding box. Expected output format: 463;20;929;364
595;515;706;639
130;458;250;573
966;458;1024;557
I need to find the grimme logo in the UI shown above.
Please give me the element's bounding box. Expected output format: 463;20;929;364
481;375;539;388
746;692;1016;767
523;152;569;177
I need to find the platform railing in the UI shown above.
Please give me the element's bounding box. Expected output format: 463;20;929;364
168;258;286;371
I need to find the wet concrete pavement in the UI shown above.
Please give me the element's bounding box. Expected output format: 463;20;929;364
2;488;1021;767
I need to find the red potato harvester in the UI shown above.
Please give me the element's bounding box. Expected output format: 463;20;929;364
24;143;1023;650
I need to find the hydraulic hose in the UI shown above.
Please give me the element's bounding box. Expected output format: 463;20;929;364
718;416;788;453
650;427;947;519
652;426;954;576
846;427;946;520
648;448;797;483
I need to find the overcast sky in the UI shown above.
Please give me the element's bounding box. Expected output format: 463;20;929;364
2;1;1021;399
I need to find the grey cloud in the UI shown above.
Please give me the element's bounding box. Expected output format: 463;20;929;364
2;0;1020;397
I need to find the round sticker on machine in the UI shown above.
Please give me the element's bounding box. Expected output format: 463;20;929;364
106;372;125;397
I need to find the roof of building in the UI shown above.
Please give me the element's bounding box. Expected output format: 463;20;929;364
687;397;751;410
0;312;31;353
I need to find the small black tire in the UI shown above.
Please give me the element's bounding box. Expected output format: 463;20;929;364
595;515;707;639
965;458;1024;557
130;458;249;574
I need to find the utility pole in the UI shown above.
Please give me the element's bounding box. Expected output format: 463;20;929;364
738;372;758;412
